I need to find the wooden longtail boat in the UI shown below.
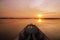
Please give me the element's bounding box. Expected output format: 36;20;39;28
19;24;49;40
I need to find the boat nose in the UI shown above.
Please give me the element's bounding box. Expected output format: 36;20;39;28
27;24;34;29
25;24;38;34
27;25;33;29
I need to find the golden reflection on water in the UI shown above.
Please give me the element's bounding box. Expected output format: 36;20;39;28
37;19;42;23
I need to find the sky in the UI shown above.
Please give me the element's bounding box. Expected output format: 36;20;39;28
0;0;60;18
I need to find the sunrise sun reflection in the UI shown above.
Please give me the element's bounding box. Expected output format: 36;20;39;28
38;19;42;23
37;14;43;23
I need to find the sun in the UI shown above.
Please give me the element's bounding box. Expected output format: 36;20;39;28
38;14;43;18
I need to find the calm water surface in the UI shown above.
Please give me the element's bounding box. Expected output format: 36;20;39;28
0;19;60;40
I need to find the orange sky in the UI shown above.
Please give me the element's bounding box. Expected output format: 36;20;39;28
0;0;60;18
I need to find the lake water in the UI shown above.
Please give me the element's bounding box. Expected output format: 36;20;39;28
0;19;60;40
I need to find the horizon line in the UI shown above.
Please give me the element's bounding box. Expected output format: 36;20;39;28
0;17;60;20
